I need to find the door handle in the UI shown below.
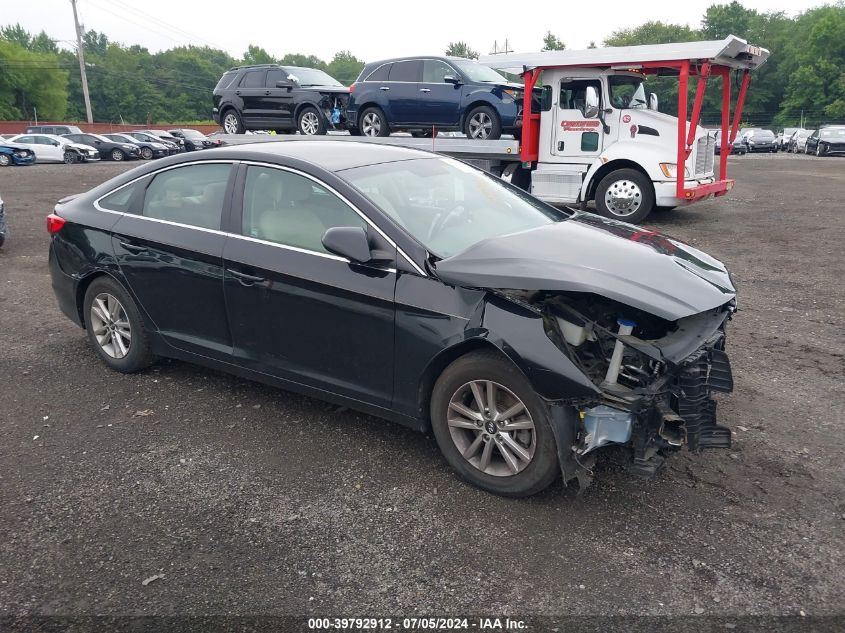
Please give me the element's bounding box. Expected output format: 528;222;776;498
264;90;270;95
419;88;431;93
227;268;266;285
235;90;241;95
119;241;147;254
379;86;390;91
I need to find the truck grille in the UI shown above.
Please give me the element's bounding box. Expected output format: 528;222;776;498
694;136;716;176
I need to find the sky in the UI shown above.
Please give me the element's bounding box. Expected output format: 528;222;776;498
1;0;825;62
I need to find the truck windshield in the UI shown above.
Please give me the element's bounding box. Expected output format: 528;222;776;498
609;76;647;109
339;157;564;258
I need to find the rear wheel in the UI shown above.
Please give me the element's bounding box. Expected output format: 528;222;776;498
140;146;153;160
359;107;390;137
594;168;655;224
222;109;244;134
83;277;154;373
298;107;326;135
464;105;501;140
430;351;560;497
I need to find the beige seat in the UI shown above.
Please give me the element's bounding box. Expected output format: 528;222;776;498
254;175;328;252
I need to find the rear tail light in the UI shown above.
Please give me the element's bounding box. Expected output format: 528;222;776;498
46;213;65;235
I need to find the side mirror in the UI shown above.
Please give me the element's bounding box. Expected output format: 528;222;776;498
322;227;373;263
276;80;293;90
94;140;102;144
583;85;600;119
443;74;461;85
648;92;658;111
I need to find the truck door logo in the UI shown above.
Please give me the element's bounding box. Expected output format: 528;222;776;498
622;114;631;123
560;120;601;131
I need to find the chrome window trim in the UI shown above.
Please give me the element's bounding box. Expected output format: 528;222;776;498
240;160;426;276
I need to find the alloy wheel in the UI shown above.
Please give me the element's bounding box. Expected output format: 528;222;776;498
361;112;382;136
63;151;75;164
468;112;493;139
140;147;153;160
223;113;240;134
604;179;643;217
446;380;536;477
300;111;320;135
90;293;131;359
0;154;10;166
111;149;124;161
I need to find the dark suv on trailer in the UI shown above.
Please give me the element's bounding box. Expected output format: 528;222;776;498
347;56;525;140
213;64;350;135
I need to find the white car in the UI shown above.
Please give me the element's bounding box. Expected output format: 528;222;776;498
5;133;100;164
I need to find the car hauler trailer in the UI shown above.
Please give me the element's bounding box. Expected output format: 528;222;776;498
217;36;767;223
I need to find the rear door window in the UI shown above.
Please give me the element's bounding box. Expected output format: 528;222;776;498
143;163;232;230
388;60;422;82
366;63;391;81
239;70;266;88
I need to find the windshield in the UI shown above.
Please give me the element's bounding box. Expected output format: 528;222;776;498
285;67;343;87
820;128;845;139
339;157;563;258
179;129;206;139
754;130;775;141
88;133;113;143
609;75;647;109
451;59;509;84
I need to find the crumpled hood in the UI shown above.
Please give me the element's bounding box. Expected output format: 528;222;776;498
434;212;735;321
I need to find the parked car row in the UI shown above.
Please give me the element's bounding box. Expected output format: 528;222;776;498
785;126;845;156
212;56;528;140
0;127;220;166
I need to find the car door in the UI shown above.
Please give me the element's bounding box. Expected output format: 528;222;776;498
419;60;462;126
236;69;267;123
553;78;604;159
222;163;396;408
262;68;295;126
385;60;423;125
806;131;818;153
33;135;63;162
109;161;236;358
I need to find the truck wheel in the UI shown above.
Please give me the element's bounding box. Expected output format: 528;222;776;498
359;107;390;137
222;109;244;134
464;105;501;140
595;168;654;224
298;107;326;135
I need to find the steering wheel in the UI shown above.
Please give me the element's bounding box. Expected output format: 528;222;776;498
427;203;472;242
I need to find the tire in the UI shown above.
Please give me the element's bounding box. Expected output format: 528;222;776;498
140;146;153;160
110;149;125;162
222;109;244;134
816;144;825;157
594;168;655;224
297;106;326;135
359;107;390;137
430;350;560;497
63;151;77;164
0;154;10;167
83;277;154;373
463;105;502;140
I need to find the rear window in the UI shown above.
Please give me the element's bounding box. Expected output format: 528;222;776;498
388;60;421;82
215;71;238;91
365;63;391;81
239;70;265;88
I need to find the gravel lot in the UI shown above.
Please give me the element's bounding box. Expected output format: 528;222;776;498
0;154;843;628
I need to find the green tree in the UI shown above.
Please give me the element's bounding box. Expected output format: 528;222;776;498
242;44;275;65
701;1;757;39
541;31;565;51
327;50;364;85
280;53;327;70
83;30;109;56
445;41;479;59
604;21;701;46
0;39;68;119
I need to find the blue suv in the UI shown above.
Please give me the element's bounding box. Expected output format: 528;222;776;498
347;57;525;140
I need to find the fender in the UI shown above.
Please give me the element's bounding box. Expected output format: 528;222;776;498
580;140;672;202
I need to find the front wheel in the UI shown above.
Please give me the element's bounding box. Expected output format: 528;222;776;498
0;154;10;167
297;107;326;135
359;107;390;137
110;149;125;161
430;351;560;497
83;277;154;373
63;151;77;164
594;168;655;224
464;105;501;140
140;146;153;160
816;144;825;157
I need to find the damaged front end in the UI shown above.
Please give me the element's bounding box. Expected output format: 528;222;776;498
504;289;735;484
311;89;350;130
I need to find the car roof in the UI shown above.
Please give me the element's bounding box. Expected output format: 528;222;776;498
214;139;436;171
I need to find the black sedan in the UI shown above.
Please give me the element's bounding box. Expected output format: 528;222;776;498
47;141;736;496
805;126;845;156
124;131;180;155
62;132;141;161
167;128;218;151
104;133;169;160
142;129;186;151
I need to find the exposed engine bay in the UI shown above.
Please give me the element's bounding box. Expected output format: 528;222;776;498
501;289;735;486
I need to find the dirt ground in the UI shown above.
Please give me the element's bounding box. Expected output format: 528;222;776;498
0;153;843;629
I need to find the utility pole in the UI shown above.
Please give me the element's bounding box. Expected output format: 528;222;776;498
70;0;93;123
